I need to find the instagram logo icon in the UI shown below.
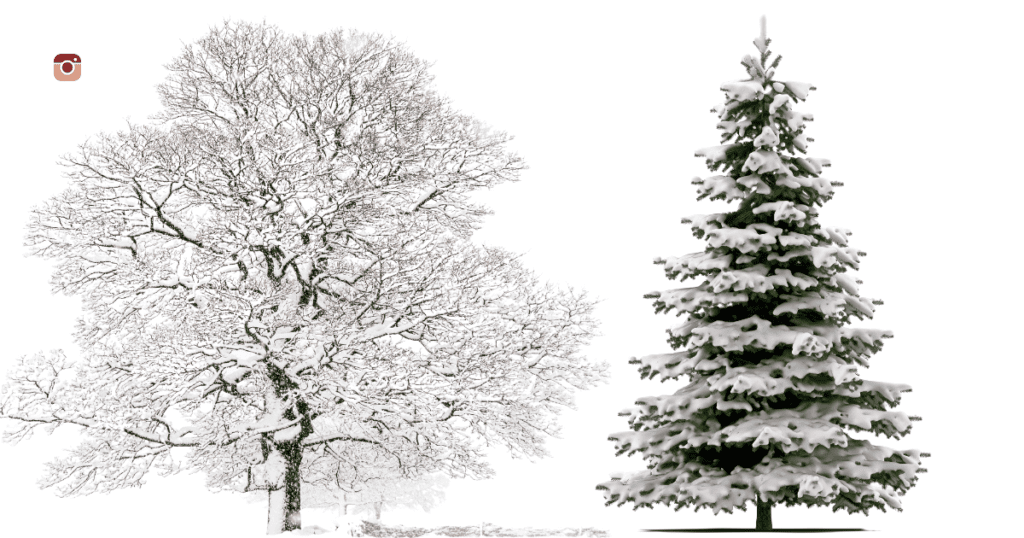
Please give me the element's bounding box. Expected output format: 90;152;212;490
54;54;81;81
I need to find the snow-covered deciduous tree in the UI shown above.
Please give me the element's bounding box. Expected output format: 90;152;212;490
0;21;607;535
596;18;929;531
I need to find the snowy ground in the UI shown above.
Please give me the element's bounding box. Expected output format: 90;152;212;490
286;517;609;537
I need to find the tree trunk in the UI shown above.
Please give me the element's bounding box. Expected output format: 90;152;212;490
756;497;773;531
266;441;303;534
262;362;315;535
373;501;382;522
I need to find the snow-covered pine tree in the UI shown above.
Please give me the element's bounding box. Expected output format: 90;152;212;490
596;18;929;531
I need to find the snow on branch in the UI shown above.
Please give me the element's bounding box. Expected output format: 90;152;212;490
696;144;740;163
721;81;766;103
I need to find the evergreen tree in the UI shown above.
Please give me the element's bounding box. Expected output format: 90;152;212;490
597;18;929;531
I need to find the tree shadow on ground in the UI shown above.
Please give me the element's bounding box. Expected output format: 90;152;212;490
642;529;874;534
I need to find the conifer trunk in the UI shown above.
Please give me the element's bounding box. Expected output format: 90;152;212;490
756;497;773;531
266;440;303;534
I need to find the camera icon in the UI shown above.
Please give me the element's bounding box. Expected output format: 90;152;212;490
54;54;81;81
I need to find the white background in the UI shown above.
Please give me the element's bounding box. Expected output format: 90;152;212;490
0;1;1019;536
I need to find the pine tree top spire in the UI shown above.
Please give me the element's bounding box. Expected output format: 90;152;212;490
754;15;768;55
